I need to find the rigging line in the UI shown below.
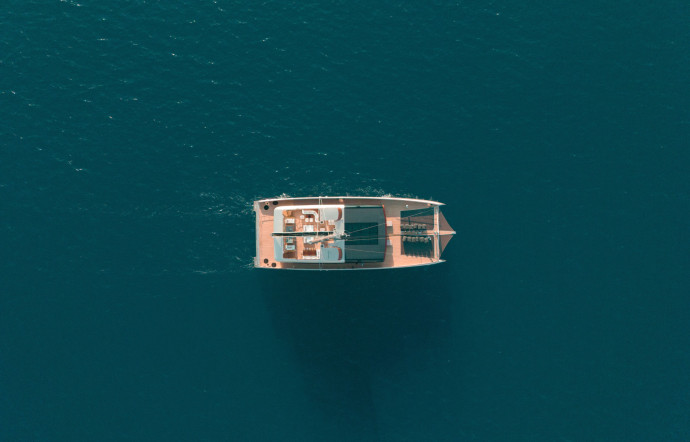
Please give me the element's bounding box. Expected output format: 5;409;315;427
344;236;431;242
345;240;434;243
343;233;433;240
344;240;433;244
343;237;386;242
342;247;387;254
398;206;436;219
342;206;437;236
343;223;381;235
343;227;435;239
344;224;433;239
343;209;434;236
401;206;436;215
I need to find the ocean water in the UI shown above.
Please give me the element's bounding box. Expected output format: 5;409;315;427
2;1;689;440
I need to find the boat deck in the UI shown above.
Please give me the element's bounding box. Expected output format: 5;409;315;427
254;196;447;270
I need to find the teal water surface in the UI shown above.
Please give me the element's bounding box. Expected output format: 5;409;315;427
2;1;689;440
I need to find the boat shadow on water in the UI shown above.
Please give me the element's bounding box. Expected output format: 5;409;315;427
260;265;453;440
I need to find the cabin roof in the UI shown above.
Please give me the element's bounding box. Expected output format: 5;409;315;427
343;206;386;262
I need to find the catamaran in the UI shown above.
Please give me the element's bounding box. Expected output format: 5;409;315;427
253;196;455;270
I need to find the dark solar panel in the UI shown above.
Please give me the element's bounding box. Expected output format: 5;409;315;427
343;206;386;262
344;222;378;245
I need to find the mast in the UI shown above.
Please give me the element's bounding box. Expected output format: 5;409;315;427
434;205;440;260
305;232;348;245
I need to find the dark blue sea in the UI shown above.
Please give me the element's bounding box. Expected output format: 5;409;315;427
2;1;689;440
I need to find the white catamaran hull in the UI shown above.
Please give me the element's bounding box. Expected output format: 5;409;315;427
254;196;455;270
